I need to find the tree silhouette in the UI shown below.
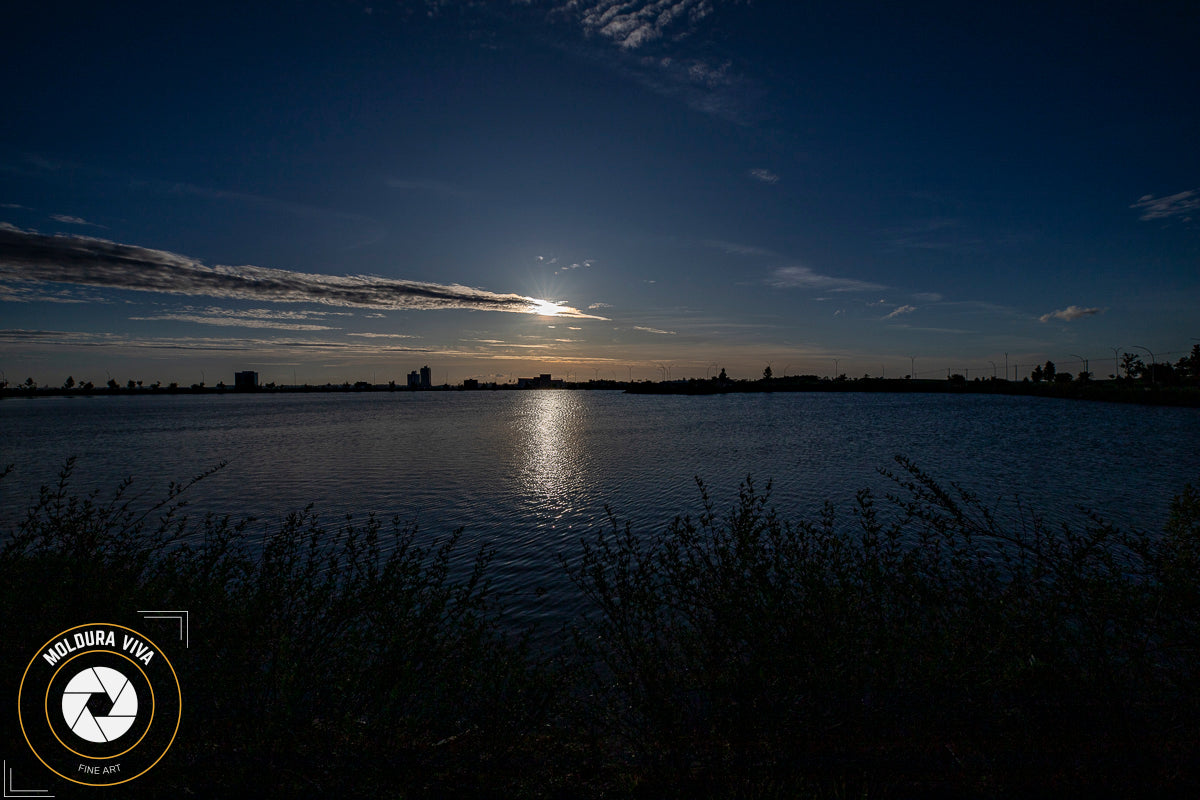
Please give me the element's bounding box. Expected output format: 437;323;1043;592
1121;353;1145;380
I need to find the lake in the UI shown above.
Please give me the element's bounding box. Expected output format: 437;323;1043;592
3;390;1198;631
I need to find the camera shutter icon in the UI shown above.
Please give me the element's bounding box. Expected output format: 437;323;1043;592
61;666;139;743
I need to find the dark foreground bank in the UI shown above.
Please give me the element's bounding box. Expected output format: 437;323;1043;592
2;459;1199;798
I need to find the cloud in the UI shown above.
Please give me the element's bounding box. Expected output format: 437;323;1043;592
1131;189;1199;221
50;214;105;228
0;279;110;304
631;54;755;123
883;304;916;320
768;266;886;293
569;0;713;50
0;227;607;319
553;2;757;123
749;168;779;184
149;306;352;322
634;325;676;335
0;328;433;355
588;302;612;309
129;309;340;331
1039;305;1104;323
346;332;418;338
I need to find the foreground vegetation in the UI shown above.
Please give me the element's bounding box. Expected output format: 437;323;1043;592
2;459;1199;798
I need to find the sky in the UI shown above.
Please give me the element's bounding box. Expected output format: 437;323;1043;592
2;0;1197;386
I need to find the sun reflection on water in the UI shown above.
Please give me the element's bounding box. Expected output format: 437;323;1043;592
515;390;588;515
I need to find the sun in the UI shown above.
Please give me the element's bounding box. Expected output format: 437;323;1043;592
531;299;563;317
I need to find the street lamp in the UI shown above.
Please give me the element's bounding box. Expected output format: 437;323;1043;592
1069;353;1088;379
1132;345;1156;385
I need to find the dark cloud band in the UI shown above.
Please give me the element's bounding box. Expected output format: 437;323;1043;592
0;227;603;318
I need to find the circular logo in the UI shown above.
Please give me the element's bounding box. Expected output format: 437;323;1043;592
18;624;181;787
61;665;139;743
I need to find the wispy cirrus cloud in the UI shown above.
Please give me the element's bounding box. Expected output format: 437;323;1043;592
555;258;595;274
129;314;338;331
630;53;755;122
1131;189;1198;222
553;1;759;123
768;266;886;293
634;325;676;335
749;168;779;184
0;328;433;355
1039;305;1104;323
0;278;110;304
50;214;105;228
129;306;344;331
0;227;607;319
346;332;418;339
883;304;916;320
567;0;714;50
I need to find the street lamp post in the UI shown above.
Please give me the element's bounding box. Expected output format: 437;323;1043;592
1069;353;1088;380
1132;345;1156;385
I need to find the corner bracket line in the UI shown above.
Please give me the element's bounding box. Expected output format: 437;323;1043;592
137;609;190;648
3;760;53;797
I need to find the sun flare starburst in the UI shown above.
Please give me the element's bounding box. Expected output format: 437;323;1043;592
531;299;564;317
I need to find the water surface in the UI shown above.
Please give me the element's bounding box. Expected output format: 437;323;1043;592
4;391;1197;629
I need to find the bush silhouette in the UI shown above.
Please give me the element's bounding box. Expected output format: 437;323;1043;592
3;457;1199;797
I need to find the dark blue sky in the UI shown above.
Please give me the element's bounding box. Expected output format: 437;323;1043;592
2;0;1197;384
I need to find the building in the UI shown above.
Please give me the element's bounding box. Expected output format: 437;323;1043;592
517;373;564;389
408;366;433;389
234;371;259;391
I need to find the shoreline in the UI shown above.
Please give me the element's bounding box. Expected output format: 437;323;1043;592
4;376;1199;407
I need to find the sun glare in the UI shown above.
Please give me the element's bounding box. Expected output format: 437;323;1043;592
532;299;563;316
